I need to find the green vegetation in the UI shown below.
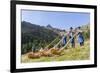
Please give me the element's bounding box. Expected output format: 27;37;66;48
21;21;60;54
21;40;90;63
21;21;90;63
82;24;90;40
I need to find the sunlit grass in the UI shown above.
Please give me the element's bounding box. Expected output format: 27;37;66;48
21;40;90;63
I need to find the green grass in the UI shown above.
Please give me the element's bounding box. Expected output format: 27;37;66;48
21;40;90;63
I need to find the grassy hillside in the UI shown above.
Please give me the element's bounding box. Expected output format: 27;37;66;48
21;40;90;63
21;21;90;63
21;21;60;54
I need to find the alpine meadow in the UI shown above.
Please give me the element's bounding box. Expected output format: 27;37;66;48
21;10;90;63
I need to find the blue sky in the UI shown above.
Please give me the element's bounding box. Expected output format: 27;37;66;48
21;10;90;30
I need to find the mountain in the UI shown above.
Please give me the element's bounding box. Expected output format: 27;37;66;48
21;21;60;54
45;24;66;36
46;24;53;29
81;23;90;31
21;21;90;54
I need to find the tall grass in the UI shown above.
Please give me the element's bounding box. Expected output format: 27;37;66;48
21;40;90;63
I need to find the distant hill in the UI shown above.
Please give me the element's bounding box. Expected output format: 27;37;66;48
21;21;60;54
21;21;90;54
81;23;90;31
46;24;53;29
45;24;66;36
